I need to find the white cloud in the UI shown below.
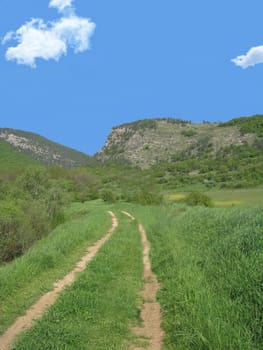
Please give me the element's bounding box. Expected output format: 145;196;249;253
232;45;263;69
2;31;14;45
54;16;95;52
49;0;73;13
5;19;67;67
2;0;95;68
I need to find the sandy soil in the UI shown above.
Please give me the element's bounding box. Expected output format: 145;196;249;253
0;211;118;350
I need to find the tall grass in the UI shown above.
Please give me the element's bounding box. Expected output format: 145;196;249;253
0;204;111;334
13;213;143;350
129;203;263;349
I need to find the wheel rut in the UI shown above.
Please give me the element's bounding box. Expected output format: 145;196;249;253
122;211;164;350
0;211;118;350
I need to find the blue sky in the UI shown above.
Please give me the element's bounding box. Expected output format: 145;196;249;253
1;0;263;155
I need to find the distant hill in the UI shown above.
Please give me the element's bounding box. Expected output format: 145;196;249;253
96;116;262;168
0;128;96;168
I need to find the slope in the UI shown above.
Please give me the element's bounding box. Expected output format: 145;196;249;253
96;116;261;168
0;128;95;168
0;141;40;171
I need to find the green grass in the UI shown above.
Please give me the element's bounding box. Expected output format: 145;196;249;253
2;200;263;349
127;203;263;349
12;212;143;350
0;203;111;334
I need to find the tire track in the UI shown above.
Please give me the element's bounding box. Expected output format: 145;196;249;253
122;211;164;350
0;211;118;350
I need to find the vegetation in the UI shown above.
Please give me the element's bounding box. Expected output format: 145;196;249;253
0;203;111;334
153;142;263;189
0;129;95;167
116;118;191;131
0;114;263;348
10;211;142;350
0;168;70;263
0;141;40;172
1;117;263;265
130;203;263;349
116;118;158;130
98;115;261;168
219;115;263;136
183;191;213;207
181;128;197;137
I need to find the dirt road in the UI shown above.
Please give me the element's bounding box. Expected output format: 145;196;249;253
122;211;164;350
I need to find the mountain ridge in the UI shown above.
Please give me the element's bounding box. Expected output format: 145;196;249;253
1;115;262;171
96;116;262;168
0;128;96;168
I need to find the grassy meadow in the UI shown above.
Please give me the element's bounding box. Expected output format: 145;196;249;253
128;203;263;349
0;194;262;349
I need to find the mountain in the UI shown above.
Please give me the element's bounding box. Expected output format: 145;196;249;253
0;128;96;168
96;116;263;168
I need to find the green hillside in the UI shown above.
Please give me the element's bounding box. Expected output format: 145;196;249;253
0;141;40;171
219;115;263;136
0;128;96;168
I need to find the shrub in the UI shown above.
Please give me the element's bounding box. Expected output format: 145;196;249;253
0;201;27;262
16;169;49;199
133;190;163;205
183;191;213;207
22;201;50;242
100;189;116;203
181;129;197;137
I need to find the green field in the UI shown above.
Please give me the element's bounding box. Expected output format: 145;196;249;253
0;199;262;349
167;188;263;207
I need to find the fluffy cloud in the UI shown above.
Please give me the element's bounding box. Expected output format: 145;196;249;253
232;45;263;69
49;0;73;13
2;0;95;68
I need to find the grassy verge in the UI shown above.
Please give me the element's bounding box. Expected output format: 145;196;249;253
0;203;111;334
13;212;143;350
128;203;263;349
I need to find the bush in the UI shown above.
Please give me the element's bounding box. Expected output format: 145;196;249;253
16;169;49;199
181;129;197;137
100;189;116;203
22;201;50;242
183;191;213;207
0;201;27;262
133;190;163;205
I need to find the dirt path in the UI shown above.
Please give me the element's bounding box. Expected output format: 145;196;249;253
0;211;118;350
122;211;164;350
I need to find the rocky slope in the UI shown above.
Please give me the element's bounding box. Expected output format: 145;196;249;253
0;128;95;168
96;117;259;168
